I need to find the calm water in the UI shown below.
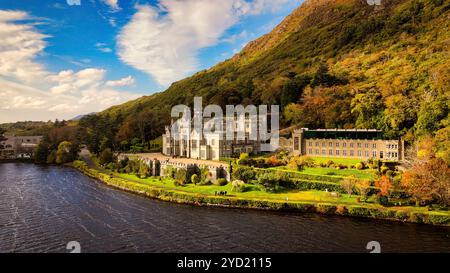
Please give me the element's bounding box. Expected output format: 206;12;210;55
0;163;448;253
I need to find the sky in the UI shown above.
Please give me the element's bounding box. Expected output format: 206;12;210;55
0;0;303;123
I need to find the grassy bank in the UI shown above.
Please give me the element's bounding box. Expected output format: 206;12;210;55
71;161;450;226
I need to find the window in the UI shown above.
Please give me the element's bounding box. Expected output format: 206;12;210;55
343;150;347;156
315;149;319;155
322;142;326;147
329;150;333;155
315;142;319;147
350;150;354;156
365;143;369;148
350;143;354;148
309;142;312;147
308;149;312;154
358;150;362;157
365;151;369;157
294;137;299;150
380;151;384;159
336;150;340;156
372;151;377;157
329;142;333;147
343;143;347;148
336;143;340;147
357;143;362;148
372;144;376;149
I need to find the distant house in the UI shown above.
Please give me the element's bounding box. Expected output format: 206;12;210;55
292;128;404;162
0;136;43;159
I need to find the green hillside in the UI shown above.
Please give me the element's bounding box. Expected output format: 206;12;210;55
91;0;448;157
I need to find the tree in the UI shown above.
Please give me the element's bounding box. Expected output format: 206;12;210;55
401;158;450;206
139;161;151;178
175;169;187;185
34;135;50;164
55;141;74;164
99;148;114;165
375;176;393;197
341;176;358;196
232;166;256;183
0;128;6;146
191;174;200;185
287;156;314;171
0;128;7;159
356;180;372;202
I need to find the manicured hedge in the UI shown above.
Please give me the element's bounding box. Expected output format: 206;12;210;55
255;168;343;183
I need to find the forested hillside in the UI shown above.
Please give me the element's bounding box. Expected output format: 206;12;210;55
49;0;450;161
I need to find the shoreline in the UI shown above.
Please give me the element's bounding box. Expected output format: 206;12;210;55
70;162;450;227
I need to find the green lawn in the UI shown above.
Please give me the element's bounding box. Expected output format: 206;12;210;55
111;172;448;217
116;172;363;204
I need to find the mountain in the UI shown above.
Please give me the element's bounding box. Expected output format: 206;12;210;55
70;112;96;121
94;0;449;149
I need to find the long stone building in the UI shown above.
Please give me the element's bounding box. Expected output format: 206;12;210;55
292;128;404;161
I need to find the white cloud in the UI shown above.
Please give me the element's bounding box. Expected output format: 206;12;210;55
66;0;81;6
95;42;113;53
0;10;49;82
0;10;140;123
222;30;249;44
103;0;120;10
117;0;298;86
106;76;135;87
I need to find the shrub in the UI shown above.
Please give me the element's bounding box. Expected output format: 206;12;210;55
232;166;257;183
118;157;129;170
355;162;365;170
239;153;249;160
336;205;347;215
231;180;246;192
164;166;177;178
326;160;335;168
175;169;187;184
99;148;114;165
266;155;284;167
287;156;315;171
186;164;201;183
380;164;389;174
139;161;151;178
255;172;289;192
191;174;200;185
355;179;372;202
214;178;228;186
377;195;389;206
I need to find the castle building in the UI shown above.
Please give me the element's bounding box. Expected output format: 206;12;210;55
0;135;43;159
292;128;404;161
162;116;265;161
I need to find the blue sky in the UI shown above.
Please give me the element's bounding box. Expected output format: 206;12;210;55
0;0;302;122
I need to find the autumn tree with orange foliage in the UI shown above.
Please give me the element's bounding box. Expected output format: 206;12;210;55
375;175;393;197
401;158;450;206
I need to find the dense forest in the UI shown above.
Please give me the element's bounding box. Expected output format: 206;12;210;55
1;0;449;165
